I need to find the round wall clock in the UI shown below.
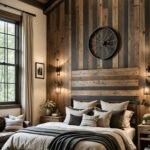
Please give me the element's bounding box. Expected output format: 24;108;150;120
89;27;118;60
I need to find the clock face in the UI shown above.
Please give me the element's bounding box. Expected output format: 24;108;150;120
89;27;118;60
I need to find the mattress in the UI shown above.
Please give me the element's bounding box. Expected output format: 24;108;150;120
124;127;135;140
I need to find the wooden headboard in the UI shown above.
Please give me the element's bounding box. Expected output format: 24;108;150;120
71;67;139;127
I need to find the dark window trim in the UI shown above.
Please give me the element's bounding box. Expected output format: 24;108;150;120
0;104;21;109
0;11;22;105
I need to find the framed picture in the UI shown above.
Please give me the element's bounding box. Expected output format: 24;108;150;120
35;62;44;79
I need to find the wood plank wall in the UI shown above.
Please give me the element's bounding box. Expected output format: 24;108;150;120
46;0;150;121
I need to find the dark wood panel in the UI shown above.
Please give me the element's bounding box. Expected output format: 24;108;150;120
72;90;139;96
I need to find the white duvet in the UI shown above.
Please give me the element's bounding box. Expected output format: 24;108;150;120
2;122;136;150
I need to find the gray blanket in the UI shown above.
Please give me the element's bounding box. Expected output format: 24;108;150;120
18;127;121;150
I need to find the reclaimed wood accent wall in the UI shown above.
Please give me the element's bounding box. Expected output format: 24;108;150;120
46;0;150;120
72;67;139;97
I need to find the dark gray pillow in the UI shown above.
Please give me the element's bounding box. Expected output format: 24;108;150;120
68;114;82;126
110;110;125;129
0;117;5;131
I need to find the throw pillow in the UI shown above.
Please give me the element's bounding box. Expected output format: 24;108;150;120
68;114;82;126
80;114;98;127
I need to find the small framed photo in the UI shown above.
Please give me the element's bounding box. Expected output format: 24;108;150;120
35;62;44;79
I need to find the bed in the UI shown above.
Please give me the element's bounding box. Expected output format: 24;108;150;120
2;99;137;150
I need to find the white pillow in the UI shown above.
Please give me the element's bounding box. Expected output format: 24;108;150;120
100;101;129;111
80;114;98;127
94;110;112;127
9;114;24;120
5;118;24;131
73;100;97;109
64;107;90;124
122;110;134;128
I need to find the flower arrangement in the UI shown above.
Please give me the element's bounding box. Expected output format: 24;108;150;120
40;99;57;115
142;113;150;125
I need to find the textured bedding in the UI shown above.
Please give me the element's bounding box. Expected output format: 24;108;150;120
2;122;136;150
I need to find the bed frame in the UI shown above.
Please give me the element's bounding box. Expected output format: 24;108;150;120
71;97;138;128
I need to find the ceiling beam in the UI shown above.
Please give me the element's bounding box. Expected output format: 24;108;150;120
44;0;64;14
19;0;45;9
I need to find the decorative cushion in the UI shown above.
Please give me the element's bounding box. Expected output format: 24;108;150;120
9;114;24;120
64;107;90;124
80;114;98;127
73;100;97;109
110;110;125;129
5;115;24;131
94;110;112;127
122;110;134;128
100;101;129;111
0;117;5;131
68;114;82;126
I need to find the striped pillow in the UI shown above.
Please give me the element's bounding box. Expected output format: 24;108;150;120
5;118;23;131
80;114;98;127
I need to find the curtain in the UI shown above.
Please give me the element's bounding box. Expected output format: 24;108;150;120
21;13;33;123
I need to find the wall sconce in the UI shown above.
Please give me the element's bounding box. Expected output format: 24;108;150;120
55;81;62;93
145;65;150;95
144;81;150;95
55;58;62;94
56;58;61;76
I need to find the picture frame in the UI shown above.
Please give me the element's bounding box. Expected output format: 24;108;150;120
35;62;44;79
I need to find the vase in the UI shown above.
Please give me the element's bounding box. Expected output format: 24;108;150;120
45;109;51;116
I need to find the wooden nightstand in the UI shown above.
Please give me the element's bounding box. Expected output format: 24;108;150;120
40;116;64;123
138;124;150;150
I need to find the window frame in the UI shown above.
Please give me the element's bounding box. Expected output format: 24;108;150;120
0;10;21;106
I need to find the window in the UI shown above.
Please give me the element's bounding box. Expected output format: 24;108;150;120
0;19;20;104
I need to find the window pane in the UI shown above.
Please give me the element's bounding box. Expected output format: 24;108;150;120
0;33;4;47
8;35;15;49
8;50;15;64
4;84;7;102
8;84;15;102
0;48;4;63
0;21;4;33
8;23;15;35
4;66;7;83
0;65;4;83
8;66;15;83
0;83;4;102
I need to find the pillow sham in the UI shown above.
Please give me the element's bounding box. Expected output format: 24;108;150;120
110;110;125;129
68;114;82;126
94;110;112;127
100;101;129;111
73;100;97;109
5;118;24;131
80;114;98;127
64;107;90;124
122;110;134;128
0;117;5;131
9;114;24;120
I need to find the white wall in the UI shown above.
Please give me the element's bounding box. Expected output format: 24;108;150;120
0;0;46;125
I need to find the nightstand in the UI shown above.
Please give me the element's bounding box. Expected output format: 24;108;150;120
138;124;150;150
40;116;64;123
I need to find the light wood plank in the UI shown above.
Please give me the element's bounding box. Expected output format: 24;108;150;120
72;67;139;77
72;80;139;87
78;0;83;69
112;0;119;68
